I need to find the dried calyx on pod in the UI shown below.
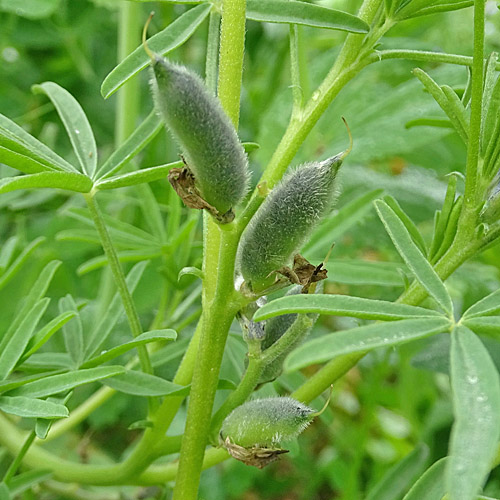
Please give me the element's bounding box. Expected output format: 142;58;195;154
220;396;316;468
144;16;249;223
238;121;351;292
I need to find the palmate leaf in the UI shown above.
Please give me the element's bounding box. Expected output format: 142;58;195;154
285;317;451;372
447;326;500;500
32;83;97;177
101;4;211;99
375;200;453;315
253;294;442;322
246;0;369;33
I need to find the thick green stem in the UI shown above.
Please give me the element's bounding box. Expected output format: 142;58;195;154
217;0;246;127
464;0;485;208
172;228;242;500
84;194;152;377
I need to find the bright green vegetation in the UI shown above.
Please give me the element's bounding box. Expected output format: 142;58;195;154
1;1;500;499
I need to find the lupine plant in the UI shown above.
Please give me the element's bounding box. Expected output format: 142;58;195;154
1;0;500;499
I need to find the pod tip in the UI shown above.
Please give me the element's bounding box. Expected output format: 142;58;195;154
142;12;155;62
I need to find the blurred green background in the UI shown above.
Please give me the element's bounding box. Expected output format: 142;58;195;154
1;1;500;499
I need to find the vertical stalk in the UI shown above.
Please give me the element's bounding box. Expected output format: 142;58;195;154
84;194;152;377
205;10;221;95
463;0;485;209
172;2;247;497
115;1;141;145
2;431;36;484
290;24;303;117
217;0;246;127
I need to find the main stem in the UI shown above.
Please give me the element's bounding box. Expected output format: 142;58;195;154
172;2;246;497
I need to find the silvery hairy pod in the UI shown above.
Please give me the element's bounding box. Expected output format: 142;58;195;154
145;24;249;223
220;396;315;468
238;137;350;292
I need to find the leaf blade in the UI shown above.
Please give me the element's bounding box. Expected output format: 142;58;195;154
253;294;442;322
375;200;453;315
0;396;68;419
32;82;97;177
101;4;211;99
447;325;500;500
285;317;451;372
246;0;369;33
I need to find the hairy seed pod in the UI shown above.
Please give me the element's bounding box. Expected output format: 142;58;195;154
220;397;314;448
481;181;500;224
149;55;249;216
238;155;342;291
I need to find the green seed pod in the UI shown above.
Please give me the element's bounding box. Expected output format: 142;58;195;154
221;397;314;448
238;155;343;291
149;55;249;217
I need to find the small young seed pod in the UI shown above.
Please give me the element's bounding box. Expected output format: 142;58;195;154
481;181;500;224
221;397;314;448
238;154;344;291
146;30;249;219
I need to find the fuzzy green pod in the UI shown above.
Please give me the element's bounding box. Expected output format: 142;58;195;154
220;397;314;448
238;155;342;291
149;55;249;217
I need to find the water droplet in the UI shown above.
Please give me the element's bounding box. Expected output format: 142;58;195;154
477;394;487;403
467;375;479;384
75;129;80;135
311;91;320;102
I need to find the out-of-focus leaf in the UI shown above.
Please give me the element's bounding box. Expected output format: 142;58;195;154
0;0;60;19
58;295;84;368
327;260;405;287
35;393;72;439
0;299;50;380
0;237;46;292
8;470;52;496
447;326;500;500
101;4;212;98
365;444;429;500
463;289;500;318
303;189;384;258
